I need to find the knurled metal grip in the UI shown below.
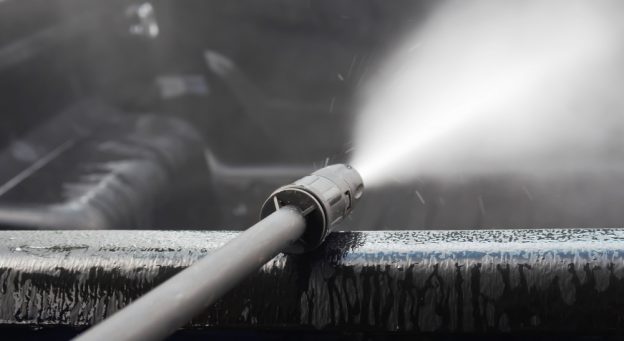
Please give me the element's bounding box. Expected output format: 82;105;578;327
260;164;364;253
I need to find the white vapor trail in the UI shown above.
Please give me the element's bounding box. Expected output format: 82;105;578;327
351;0;624;188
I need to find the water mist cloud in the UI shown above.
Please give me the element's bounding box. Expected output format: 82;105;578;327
351;0;624;188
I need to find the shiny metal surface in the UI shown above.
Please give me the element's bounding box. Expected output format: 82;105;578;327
1;228;623;334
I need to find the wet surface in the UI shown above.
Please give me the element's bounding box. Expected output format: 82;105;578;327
0;229;623;334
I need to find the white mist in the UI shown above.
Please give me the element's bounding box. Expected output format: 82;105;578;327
351;0;624;188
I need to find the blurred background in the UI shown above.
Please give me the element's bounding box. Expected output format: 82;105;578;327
1;0;623;232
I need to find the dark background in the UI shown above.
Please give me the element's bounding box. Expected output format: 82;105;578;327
0;0;622;231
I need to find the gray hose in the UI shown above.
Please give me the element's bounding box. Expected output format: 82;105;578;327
74;206;306;341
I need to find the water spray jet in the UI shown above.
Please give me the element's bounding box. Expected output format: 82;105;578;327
350;0;624;188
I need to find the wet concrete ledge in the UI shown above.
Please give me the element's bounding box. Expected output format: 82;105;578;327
0;229;623;334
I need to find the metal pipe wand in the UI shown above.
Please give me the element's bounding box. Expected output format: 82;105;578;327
74;164;364;341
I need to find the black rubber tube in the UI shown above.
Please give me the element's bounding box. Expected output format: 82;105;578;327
73;206;306;341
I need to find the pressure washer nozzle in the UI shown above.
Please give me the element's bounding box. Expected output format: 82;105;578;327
260;164;364;253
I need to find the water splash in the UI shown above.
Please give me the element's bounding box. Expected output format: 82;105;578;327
351;0;624;188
